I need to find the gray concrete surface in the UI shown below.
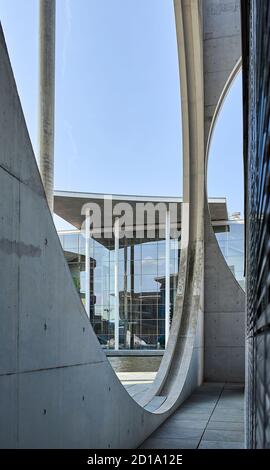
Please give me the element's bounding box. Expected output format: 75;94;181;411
203;0;242;150
38;0;55;212
0;23;170;449
0;13;204;448
0;0;244;449
204;211;245;382
140;383;244;449
202;0;244;383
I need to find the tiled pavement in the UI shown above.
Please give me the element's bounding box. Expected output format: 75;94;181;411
140;382;245;449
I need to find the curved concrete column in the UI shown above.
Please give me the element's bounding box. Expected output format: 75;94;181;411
0;0;245;449
0;1;206;447
0;24;167;449
140;0;205;409
203;0;242;151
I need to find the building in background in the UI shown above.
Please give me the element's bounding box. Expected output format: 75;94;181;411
213;219;245;291
55;191;245;351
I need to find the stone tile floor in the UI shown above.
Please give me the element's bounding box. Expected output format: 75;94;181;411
140;382;245;449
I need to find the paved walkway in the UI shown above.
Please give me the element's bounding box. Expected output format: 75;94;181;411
140;382;245;449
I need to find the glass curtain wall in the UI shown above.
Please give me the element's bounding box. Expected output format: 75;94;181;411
213;220;245;290
59;231;180;350
59;220;245;349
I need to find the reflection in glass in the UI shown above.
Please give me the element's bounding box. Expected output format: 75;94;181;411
59;231;181;350
213;220;245;290
59;221;244;350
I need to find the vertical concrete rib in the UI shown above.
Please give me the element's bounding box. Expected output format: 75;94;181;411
38;0;56;213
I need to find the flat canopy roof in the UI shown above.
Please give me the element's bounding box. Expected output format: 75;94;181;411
54;190;228;230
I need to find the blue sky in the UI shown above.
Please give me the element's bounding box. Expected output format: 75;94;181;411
0;0;243;229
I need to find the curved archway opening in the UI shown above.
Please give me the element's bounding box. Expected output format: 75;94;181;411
0;0;182;408
208;70;245;290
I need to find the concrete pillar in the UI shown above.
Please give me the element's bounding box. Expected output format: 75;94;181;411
85;210;91;318
38;0;56;213
114;218;120;350
165;207;170;346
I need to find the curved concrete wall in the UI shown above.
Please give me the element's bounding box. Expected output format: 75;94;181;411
0;8;205;446
203;0;242;149
0;24;171;449
0;0;244;449
202;0;245;382
204;212;245;382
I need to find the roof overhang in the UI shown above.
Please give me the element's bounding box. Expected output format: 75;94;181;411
54;190;228;230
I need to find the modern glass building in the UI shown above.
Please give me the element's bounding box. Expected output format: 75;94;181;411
58;231;179;350
213;219;245;290
55;191;244;351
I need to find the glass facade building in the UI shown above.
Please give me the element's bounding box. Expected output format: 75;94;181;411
213;220;245;290
59;231;180;350
58;216;244;351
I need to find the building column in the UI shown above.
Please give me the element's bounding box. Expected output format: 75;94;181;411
114;218;120;351
165;207;170;346
85;210;91;318
123;241;129;348
38;0;56;213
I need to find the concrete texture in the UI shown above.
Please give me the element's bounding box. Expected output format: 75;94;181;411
138;0;206;414
0;23;172;449
54;191;228;233
0;7;207;447
202;0;244;383
0;0;245;448
38;0;55;212
204;213;245;382
203;0;242;151
140;383;244;449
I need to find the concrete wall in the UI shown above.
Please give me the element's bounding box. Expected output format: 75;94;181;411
0;24;171;449
204;213;245;382
0;17;203;448
202;0;245;382
0;0;245;448
203;0;242;149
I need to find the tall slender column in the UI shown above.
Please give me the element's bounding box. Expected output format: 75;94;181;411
38;0;56;213
165;208;170;346
130;244;134;349
85;210;91;318
114;218;120;350
123;241;129;348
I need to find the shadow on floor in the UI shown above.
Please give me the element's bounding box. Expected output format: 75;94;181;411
140;382;245;449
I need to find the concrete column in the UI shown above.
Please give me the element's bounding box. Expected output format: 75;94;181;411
165;208;170;346
85;210;91;318
114;218;120;351
38;0;56;213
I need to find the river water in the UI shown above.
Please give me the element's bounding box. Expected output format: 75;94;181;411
108;356;162;373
